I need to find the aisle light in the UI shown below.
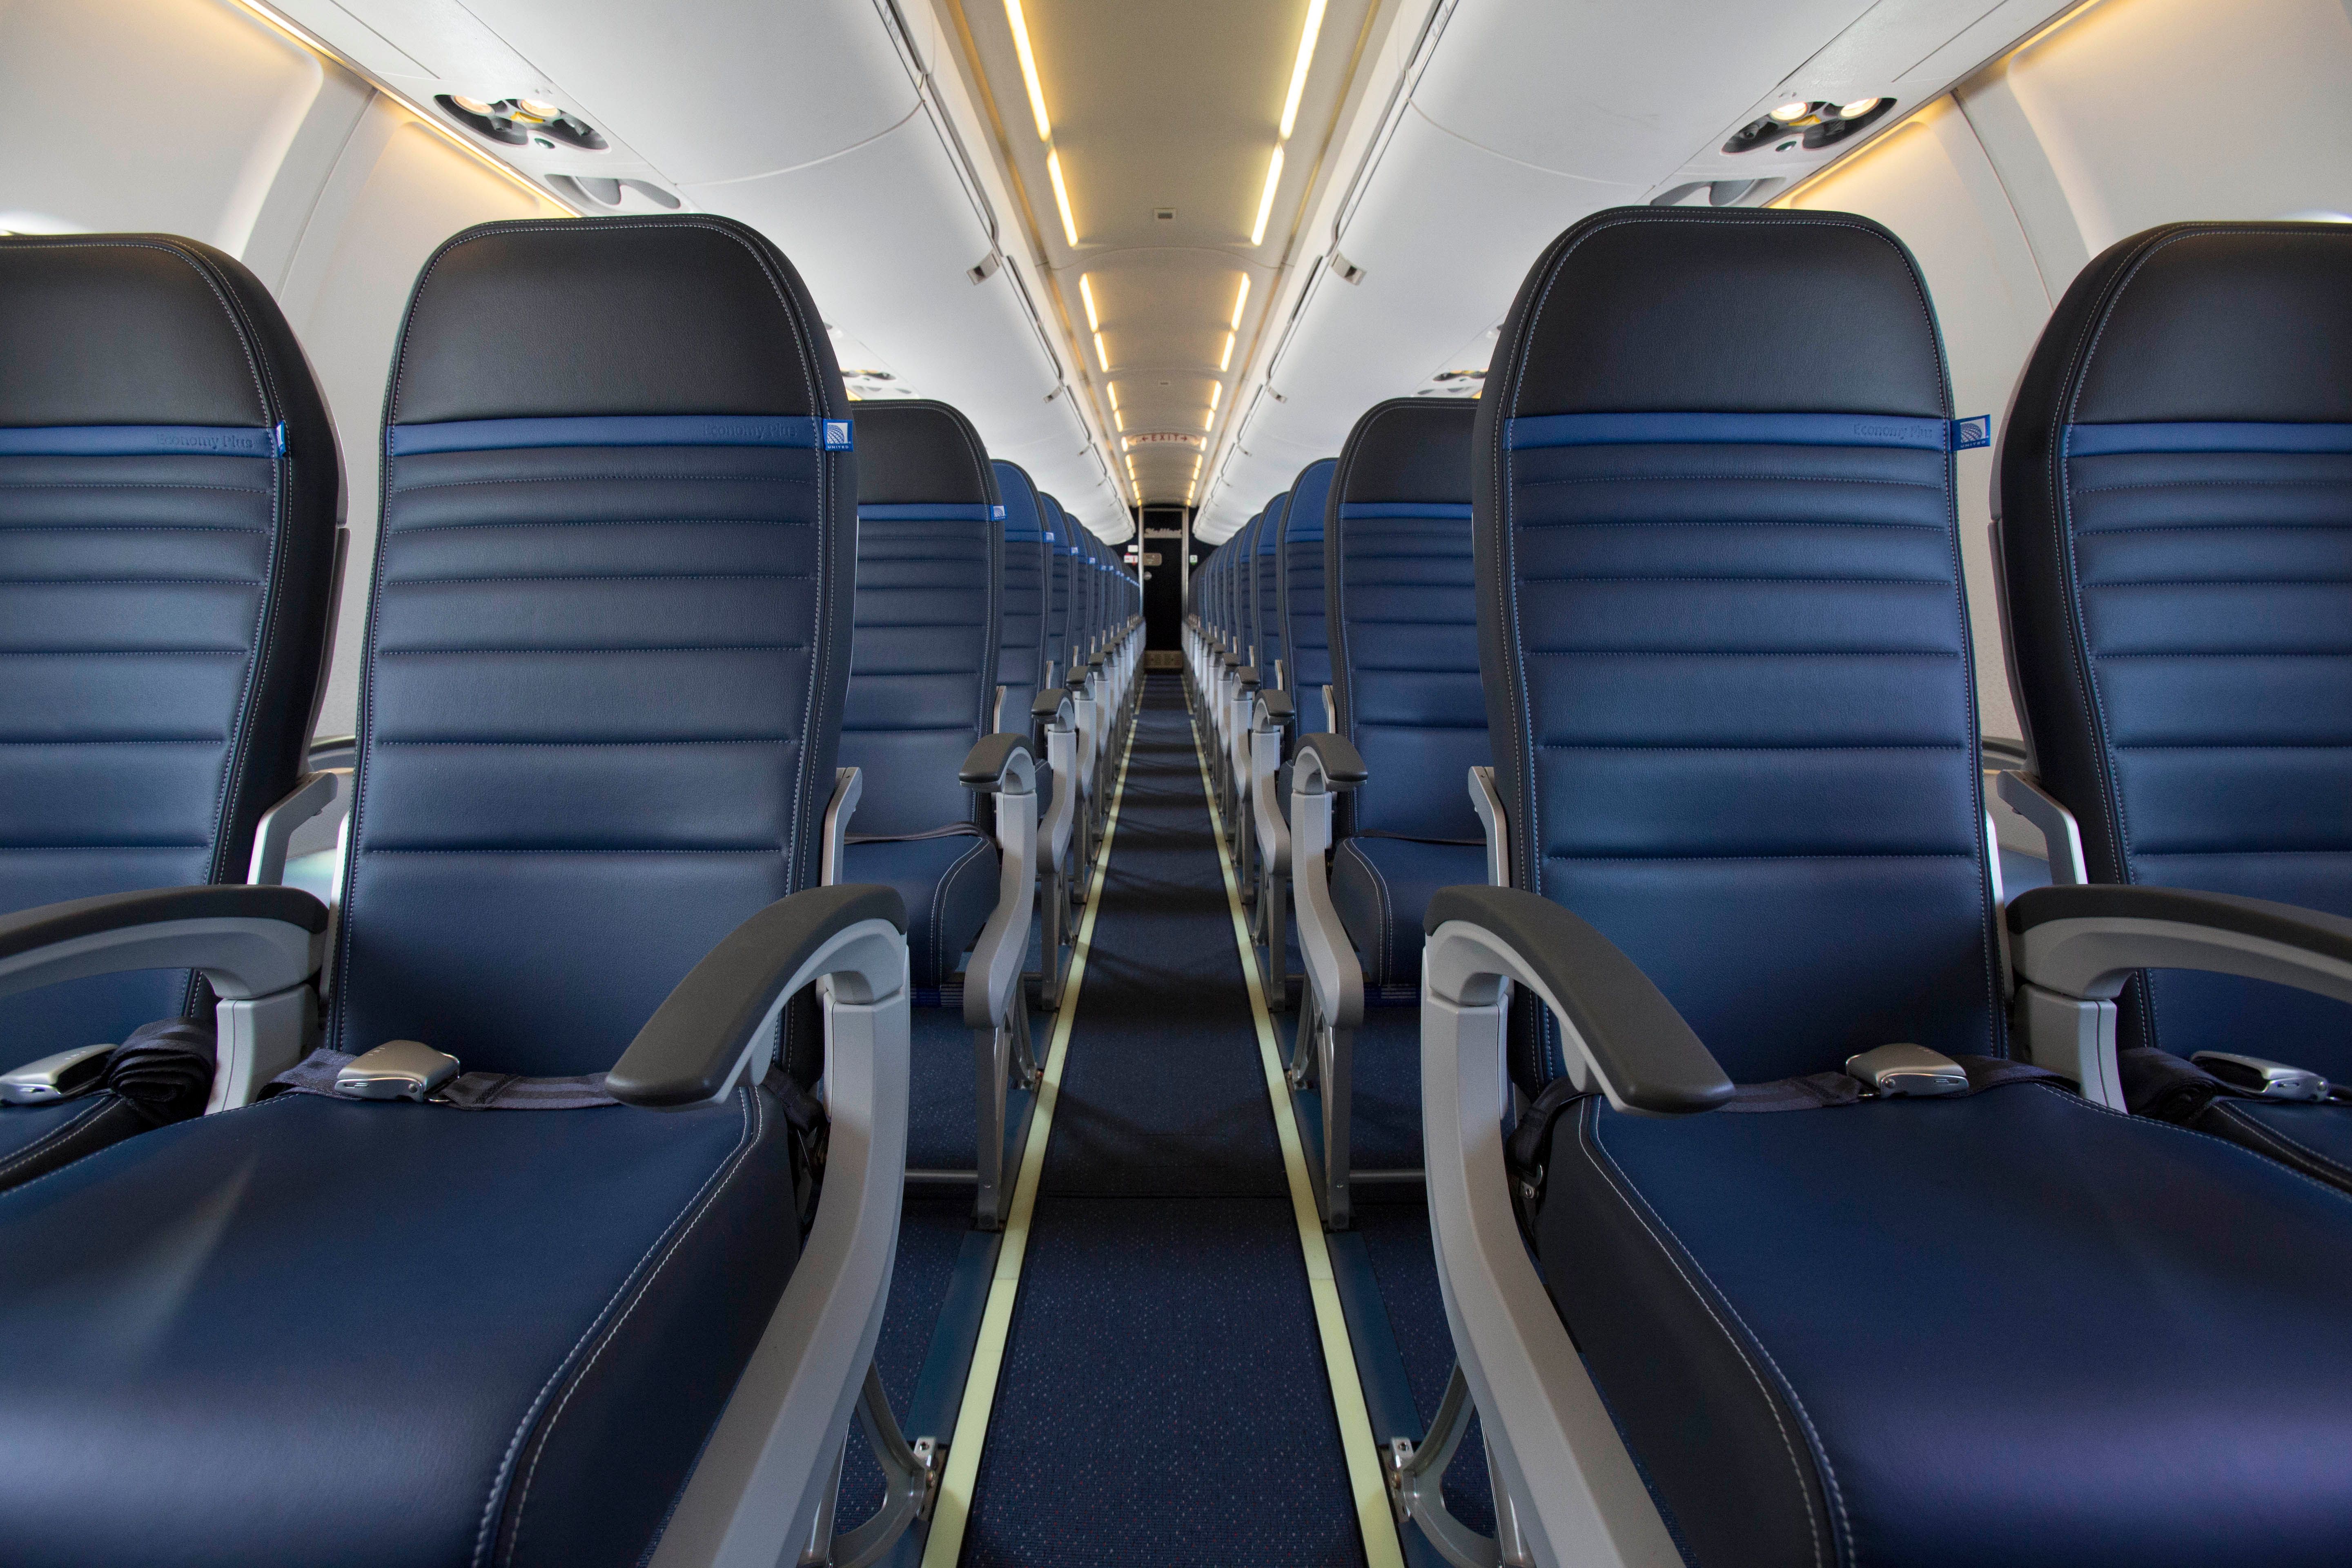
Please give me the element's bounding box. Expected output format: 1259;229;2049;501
1230;274;1250;329
1278;0;1329;140
1250;147;1284;246
1005;0;1052;140
1079;273;1101;331
1048;150;1079;245
1095;331;1112;373
1219;332;1235;371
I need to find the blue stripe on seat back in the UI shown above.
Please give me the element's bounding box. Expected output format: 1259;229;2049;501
858;503;1000;522
1330;399;1489;844
388;413;824;456
1481;215;1991;1087
0;423;283;458
335;218;855;1080
2063;420;2352;457
1280;459;1337;732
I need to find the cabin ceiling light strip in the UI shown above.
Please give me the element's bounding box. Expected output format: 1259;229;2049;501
1218;332;1235;372
1278;0;1329;140
1048;150;1080;245
1005;0;1053;140
1250;146;1285;247
1079;274;1101;332
1230;274;1250;330
1094;330;1112;374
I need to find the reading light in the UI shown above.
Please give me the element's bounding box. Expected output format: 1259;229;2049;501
1049;150;1079;245
514;98;561;120
1769;100;1810;122
1079;273;1101;332
1218;332;1235;372
1094;331;1112;373
1250;147;1284;246
1230;275;1250;329
450;94;494;115
1005;0;1052;140
1839;97;1883;118
1278;0;1329;140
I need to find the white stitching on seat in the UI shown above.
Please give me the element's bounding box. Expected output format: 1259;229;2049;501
482;1087;767;1566
1575;1103;1842;1567
0;1096;129;1185
933;835;995;983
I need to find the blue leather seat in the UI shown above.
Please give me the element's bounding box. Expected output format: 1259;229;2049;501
1278;458;1337;733
0;235;339;1186
840;400;1003;989
1998;220;2352;1189
990;460;1051;732
1040;492;1076;685
1325;400;1490;987
1426;205;2352;1568
0;215;895;1567
1254;491;1289;686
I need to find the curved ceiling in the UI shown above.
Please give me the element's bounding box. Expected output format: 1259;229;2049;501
944;0;1378;509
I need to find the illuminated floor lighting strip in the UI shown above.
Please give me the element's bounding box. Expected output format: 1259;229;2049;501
1187;699;1409;1568
920;714;1139;1568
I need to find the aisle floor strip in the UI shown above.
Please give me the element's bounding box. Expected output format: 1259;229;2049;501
919;716;1140;1568
1188;702;1410;1568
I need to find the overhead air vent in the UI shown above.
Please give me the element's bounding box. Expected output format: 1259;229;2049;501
1722;96;1893;155
543;174;683;210
437;95;608;152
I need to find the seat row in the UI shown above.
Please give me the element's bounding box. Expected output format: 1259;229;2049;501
0;215;1136;1566
1192;209;2352;1565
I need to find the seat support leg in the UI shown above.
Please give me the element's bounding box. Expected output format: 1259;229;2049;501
822;1363;942;1568
1321;1019;1353;1230
1385;1360;1508;1568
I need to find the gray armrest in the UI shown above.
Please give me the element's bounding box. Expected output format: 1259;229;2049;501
1293;733;1366;787
0;884;327;1004
1234;666;1262;691
248;771;341;886
960;733;1036;792
1031;689;1068;722
1996;771;2087;885
1256;690;1295;725
1468;766;1510;889
2009;884;2352;1004
1424;886;1733;1116
820;768;862;887
608;884;908;1108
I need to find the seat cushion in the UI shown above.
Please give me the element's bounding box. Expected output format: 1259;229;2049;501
2202;1097;2352;1193
1331;836;1486;987
0;1085;799;1568
0;1095;148;1190
1537;1082;2352;1568
842;832;998;988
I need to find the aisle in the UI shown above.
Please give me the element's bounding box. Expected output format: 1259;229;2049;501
955;675;1373;1565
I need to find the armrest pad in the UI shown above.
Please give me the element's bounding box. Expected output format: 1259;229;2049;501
607;884;907;1107
1256;690;1295;724
1425;886;1733;1115
960;732;1035;789
2008;884;2352;953
2009;883;2352;1004
0;884;327;963
1292;733;1367;785
1234;667;1261;690
1031;689;1069;721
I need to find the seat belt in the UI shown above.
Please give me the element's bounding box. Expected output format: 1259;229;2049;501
1506;1048;2068;1212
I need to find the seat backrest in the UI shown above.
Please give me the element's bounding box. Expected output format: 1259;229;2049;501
339;215;855;1078
1041;492;1075;681
991;460;1050;730
1255;492;1289;685
1329;399;1490;843
1234;514;1263;663
1279;458;1338;732
1999;222;2352;1075
1074;527;1099;657
0;235;340;1069
1476;207;1997;1089
844;399;1001;838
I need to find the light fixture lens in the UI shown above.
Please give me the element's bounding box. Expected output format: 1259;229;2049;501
1278;0;1329;140
1107;381;1120;410
1079;273;1101;332
1208;382;1222;412
1768;100;1811;122
1838;96;1883;119
1094;330;1112;374
1048;150;1080;246
451;95;495;115
1218;332;1235;372
1230;274;1250;330
1114;408;1125;431
1004;0;1052;140
516;97;561;118
1250;146;1284;247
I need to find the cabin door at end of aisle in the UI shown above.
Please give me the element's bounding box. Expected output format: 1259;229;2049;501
1141;504;1189;651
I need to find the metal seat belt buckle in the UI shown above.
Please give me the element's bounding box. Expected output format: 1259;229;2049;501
0;1043;117;1105
1845;1043;1969;1098
335;1040;461;1102
2192;1051;2332;1103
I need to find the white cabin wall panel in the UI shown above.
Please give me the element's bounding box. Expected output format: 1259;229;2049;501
0;0;328;251
277;105;567;735
1786;97;2051;744
1965;0;2352;283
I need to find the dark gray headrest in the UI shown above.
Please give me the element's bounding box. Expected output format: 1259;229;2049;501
853;399;998;506
1339;398;1476;503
